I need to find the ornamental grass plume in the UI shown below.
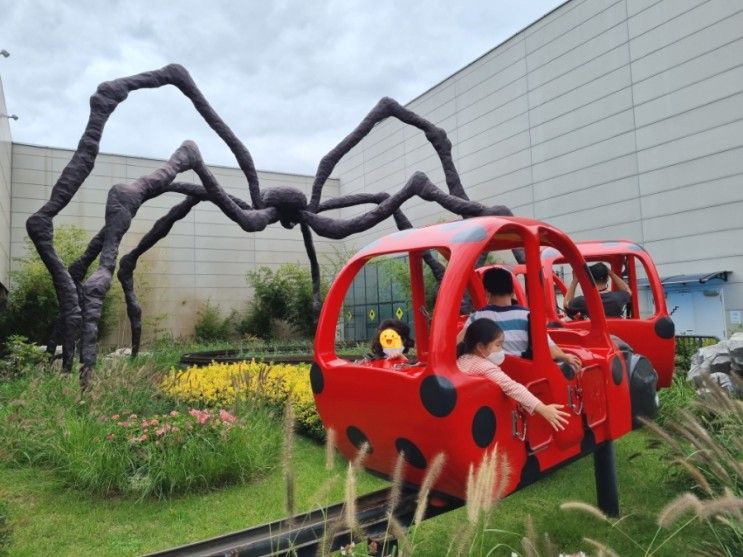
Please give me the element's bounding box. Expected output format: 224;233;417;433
582;537;620;557
352;441;370;469
386;452;406;519
465;446;506;523
325;427;336;471
457;448;509;556
343;461;358;532
559;502;609;522
413;452;446;526
282;403;296;518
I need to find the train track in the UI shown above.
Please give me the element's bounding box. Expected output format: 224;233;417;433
145;486;461;557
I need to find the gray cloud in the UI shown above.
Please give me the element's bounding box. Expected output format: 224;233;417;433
1;0;563;174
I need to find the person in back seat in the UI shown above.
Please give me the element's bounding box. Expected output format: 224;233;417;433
564;262;632;319
368;319;415;361
456;268;581;369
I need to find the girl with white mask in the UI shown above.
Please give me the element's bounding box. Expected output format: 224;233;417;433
456;318;569;431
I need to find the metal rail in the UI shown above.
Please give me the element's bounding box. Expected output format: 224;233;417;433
144;487;461;557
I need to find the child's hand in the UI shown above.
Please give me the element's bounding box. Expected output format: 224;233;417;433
536;403;570;431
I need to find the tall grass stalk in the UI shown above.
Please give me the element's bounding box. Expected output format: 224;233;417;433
325;427;336;471
282;403;296;518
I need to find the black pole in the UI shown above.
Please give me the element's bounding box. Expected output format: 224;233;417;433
593;441;619;517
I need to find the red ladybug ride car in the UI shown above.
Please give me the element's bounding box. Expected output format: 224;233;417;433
312;217;666;502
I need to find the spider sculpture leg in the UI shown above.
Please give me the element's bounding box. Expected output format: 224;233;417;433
302;171;511;240
309;96;470;212
77;144;278;384
27;64;265;379
308;94;526;267
317;193;446;282
117;184;255;357
118;196;201;357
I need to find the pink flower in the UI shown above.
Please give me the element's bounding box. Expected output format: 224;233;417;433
111;414;120;420
129;414;137;420
189;408;210;424
219;409;237;424
169;410;179;417
106;433;115;442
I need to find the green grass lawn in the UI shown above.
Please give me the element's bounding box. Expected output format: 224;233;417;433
0;428;713;556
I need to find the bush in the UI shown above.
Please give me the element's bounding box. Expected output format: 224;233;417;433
193;301;239;341
0;335;49;379
240;263;326;339
162;360;324;440
0;363;281;497
240;264;326;341
0;226;121;345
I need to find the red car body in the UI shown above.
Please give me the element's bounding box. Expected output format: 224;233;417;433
312;217;666;500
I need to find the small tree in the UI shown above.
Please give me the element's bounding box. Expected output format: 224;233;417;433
0;225;121;346
241;263;327;341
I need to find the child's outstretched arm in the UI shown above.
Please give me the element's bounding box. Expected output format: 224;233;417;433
534;402;570;431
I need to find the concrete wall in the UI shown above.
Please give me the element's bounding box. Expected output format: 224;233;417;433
0;77;11;291
334;0;743;332
10;144;340;342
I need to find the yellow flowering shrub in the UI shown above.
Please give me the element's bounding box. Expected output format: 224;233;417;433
161;360;324;440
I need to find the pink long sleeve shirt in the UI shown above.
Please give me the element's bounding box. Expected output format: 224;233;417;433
456;354;542;414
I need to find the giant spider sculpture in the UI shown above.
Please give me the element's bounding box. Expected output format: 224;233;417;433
27;64;517;387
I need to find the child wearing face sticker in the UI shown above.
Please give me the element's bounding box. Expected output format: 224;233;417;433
456;318;570;431
368;319;415;361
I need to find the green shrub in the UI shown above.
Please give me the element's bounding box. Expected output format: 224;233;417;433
241;264;326;340
0;226;122;345
193;301;237;341
0;335;49;379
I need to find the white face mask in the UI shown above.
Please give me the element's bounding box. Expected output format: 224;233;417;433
383;347;404;358
487;350;505;366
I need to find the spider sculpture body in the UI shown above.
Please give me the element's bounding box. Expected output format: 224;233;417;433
27;64;516;387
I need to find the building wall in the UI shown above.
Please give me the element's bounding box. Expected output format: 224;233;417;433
0;77;11;291
10;144;340;342
334;0;743;334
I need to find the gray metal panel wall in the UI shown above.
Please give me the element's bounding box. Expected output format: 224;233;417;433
10;144;340;341
0;77;11;290
334;0;743;323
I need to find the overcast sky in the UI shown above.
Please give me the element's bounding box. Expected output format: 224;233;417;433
1;0;564;175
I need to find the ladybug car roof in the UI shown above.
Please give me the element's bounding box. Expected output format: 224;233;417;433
353;216;548;260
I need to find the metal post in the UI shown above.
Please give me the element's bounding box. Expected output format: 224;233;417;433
593;441;619;517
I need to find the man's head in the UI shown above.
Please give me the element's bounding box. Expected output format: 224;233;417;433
589;262;609;289
482;267;514;297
